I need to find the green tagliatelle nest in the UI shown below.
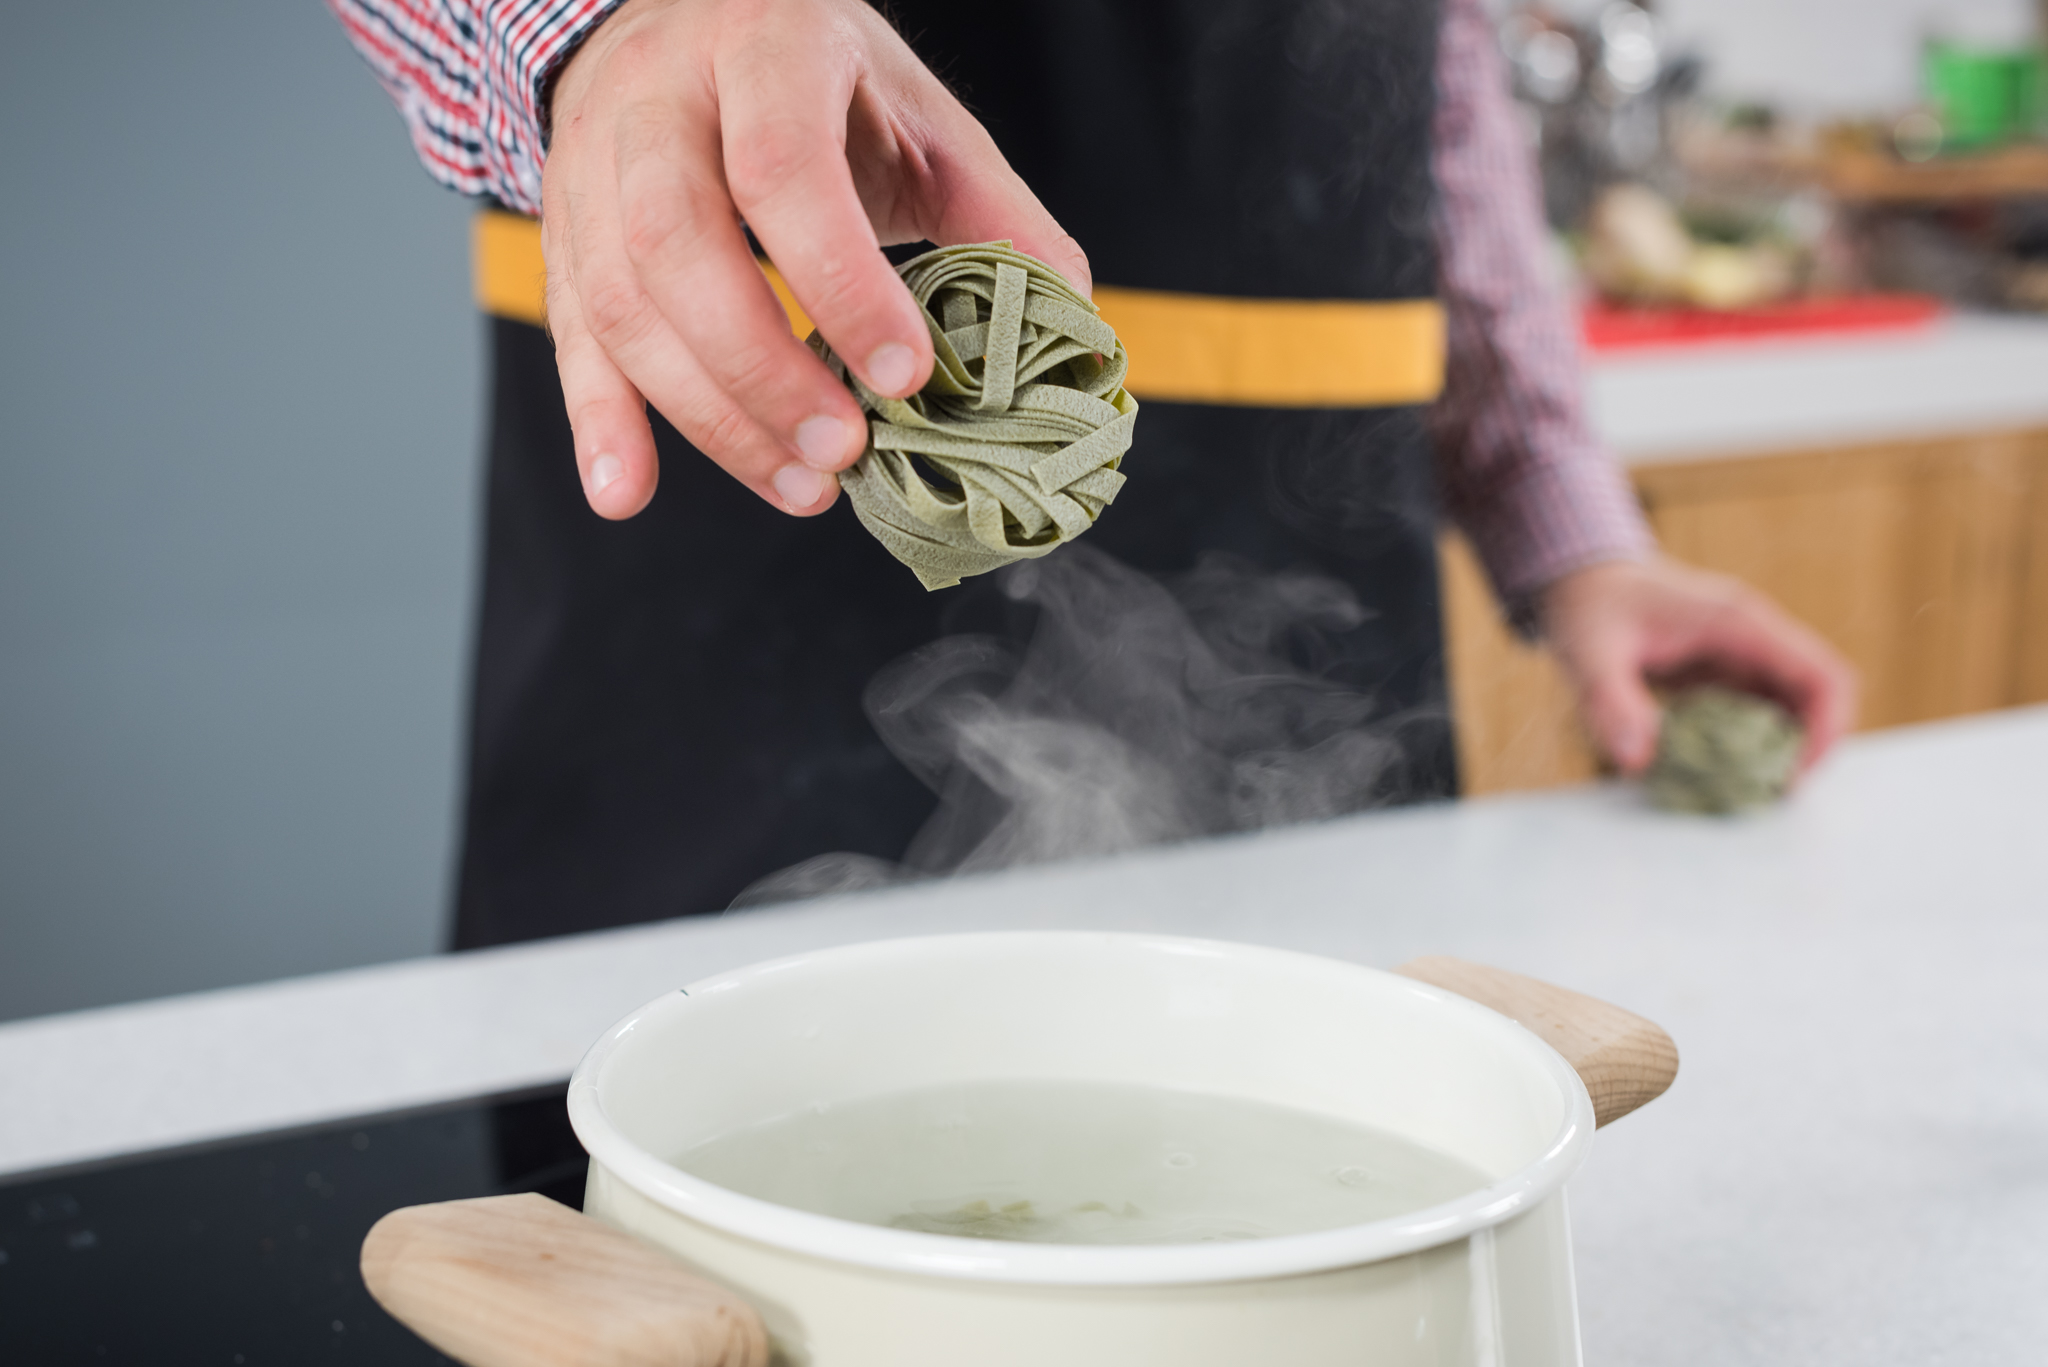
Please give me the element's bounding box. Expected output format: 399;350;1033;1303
1646;686;1805;814
811;241;1139;591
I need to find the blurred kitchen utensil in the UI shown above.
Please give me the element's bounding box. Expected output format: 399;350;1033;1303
1501;1;1702;228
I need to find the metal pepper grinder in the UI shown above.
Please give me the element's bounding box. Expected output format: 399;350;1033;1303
1499;1;1702;230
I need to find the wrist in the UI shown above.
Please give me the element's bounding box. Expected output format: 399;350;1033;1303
543;0;655;143
1533;555;1649;637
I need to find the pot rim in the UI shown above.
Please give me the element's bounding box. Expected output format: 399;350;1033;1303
568;931;1596;1288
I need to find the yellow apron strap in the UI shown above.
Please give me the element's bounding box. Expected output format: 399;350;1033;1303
472;211;816;337
1090;288;1443;407
472;211;1444;407
472;211;549;327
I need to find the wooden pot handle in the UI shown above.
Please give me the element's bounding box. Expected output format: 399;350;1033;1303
1395;956;1679;1127
361;1192;769;1367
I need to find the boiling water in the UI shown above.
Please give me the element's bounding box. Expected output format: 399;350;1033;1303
672;1080;1490;1246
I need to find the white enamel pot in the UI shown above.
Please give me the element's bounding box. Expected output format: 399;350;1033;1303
567;932;1663;1367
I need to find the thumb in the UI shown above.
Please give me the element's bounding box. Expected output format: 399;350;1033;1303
1580;665;1663;775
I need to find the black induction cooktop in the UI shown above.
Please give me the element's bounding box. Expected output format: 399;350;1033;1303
0;1084;586;1364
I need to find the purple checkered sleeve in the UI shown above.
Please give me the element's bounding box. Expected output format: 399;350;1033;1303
1430;0;1656;615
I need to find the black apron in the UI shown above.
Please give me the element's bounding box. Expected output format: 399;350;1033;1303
453;0;1451;949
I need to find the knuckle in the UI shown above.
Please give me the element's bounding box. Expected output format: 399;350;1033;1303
619;195;686;269
792;261;870;328
723;116;826;205
715;335;792;402
566;392;631;436
580;275;655;346
685;398;761;463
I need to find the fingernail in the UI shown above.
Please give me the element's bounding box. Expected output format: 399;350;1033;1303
773;463;832;511
794;414;852;469
865;342;918;396
590;453;624;495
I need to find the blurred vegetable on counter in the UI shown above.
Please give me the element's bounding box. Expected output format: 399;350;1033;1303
1581;183;1798;310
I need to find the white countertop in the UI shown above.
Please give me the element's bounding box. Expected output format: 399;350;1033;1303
6;705;2047;1363
1589;312;2048;463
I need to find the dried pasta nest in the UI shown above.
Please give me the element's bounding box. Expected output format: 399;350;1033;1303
1646;686;1805;814
811;241;1139;591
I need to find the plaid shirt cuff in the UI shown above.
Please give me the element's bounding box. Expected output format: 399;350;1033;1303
330;0;628;215
1456;449;1656;631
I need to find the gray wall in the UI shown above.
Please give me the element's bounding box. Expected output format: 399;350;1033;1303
0;2;482;1021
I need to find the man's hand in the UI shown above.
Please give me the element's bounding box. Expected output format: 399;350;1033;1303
1542;559;1859;776
542;0;1089;520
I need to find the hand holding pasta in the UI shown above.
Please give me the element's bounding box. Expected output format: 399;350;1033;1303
1646;686;1804;814
541;0;1091;522
812;243;1140;591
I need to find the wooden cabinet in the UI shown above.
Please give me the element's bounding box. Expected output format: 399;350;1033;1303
1443;425;2048;795
1440;534;1602;795
2022;451;2048;703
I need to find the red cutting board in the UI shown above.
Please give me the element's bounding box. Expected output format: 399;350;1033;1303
1582;294;1945;352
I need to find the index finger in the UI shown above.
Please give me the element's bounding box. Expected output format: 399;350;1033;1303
716;40;933;399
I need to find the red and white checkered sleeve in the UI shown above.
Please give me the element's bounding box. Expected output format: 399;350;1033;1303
1429;0;1656;622
327;0;628;215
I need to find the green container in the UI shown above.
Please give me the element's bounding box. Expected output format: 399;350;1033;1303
1924;43;2046;147
2028;48;2046;135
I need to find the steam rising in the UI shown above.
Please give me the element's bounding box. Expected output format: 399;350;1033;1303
732;546;1440;908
